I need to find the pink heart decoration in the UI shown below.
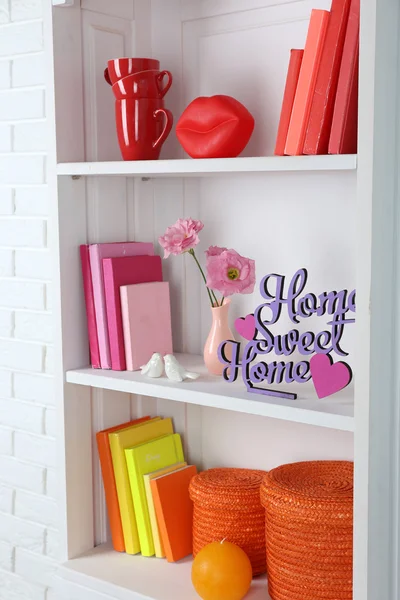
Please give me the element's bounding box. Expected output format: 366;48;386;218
310;354;352;399
235;314;256;340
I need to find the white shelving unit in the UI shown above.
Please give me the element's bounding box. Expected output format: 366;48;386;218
46;0;400;599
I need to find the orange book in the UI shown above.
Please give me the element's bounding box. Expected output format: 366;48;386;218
96;416;150;552
274;49;304;156
151;465;197;562
284;9;330;155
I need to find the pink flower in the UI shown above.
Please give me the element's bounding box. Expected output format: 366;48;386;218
158;218;204;258
206;249;256;297
205;246;227;258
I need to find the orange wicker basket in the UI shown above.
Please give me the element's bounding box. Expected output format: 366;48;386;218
189;468;267;576
260;461;353;600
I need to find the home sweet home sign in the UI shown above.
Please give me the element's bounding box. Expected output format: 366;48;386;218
218;268;355;400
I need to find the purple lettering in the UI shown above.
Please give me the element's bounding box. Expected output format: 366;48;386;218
315;330;332;353
298;331;315;354
293;361;311;383
317;289;349;319
218;340;241;383
287;268;308;323
348;289;356;312
249;362;269;384
271;329;299;357
259;274;286;324
218;268;356;398
330;316;348;357
297;293;318;319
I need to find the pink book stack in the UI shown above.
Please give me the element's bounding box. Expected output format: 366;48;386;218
79;242;173;372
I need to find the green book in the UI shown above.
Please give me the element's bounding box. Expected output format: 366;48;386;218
125;433;184;557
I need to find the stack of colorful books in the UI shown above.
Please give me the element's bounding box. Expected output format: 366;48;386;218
97;416;197;561
80;242;173;370
275;0;359;156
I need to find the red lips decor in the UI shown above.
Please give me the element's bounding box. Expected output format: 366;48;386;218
176;95;255;159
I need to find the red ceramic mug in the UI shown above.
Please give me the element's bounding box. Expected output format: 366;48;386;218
112;70;173;100
115;98;173;161
104;57;160;86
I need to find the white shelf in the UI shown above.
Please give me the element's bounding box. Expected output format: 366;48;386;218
66;354;354;432
57;543;270;600
57;155;357;177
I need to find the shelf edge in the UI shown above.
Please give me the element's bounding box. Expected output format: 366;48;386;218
57;155;358;177
66;369;355;432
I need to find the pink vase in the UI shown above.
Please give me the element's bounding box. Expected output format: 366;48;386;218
203;299;234;376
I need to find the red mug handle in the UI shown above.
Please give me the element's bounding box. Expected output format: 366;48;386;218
153;109;173;150
156;71;173;98
104;68;112;86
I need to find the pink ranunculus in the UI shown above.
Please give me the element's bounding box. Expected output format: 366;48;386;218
205;245;227;258
158;218;204;258
206;249;256;297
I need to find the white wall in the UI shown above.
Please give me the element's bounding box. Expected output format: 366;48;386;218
0;0;59;598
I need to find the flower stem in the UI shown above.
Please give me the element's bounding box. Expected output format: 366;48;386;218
189;249;214;307
211;290;220;306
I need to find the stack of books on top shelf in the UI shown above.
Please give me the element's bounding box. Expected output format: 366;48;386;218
275;0;359;156
80;242;173;371
97;416;197;561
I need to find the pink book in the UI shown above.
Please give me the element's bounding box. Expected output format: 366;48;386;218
120;282;173;371
89;242;154;369
284;9;330;155
80;245;100;369
103;255;163;371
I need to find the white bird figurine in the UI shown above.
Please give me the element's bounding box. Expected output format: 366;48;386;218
164;354;200;383
140;353;164;378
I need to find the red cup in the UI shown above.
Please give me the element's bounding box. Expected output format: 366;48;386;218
112;70;173;100
105;58;160;86
115;98;173;161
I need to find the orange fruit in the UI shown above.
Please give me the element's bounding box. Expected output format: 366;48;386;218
191;541;252;600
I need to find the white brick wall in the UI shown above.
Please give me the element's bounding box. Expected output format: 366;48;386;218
0;123;11;149
14;187;49;216
0;2;59;599
12;53;45;88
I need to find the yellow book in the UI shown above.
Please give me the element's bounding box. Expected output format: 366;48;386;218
143;462;187;558
125;434;184;557
109;417;173;555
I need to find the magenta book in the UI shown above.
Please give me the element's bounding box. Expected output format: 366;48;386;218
80;245;101;369
103;255;163;371
120;282;173;371
89;242;154;369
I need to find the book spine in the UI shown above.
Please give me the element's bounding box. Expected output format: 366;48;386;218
144;476;165;558
95;417;150;553
303;0;352;155
328;0;360;154
120;286;134;371
89;245;112;369
96;432;125;552
125;451;155;557
284;9;330;156
274;50;304;156
80;245;101;368
150;480;172;561
103;259;127;371
109;435;141;555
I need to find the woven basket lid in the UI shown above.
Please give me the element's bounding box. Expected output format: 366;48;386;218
190;468;266;512
261;461;353;513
